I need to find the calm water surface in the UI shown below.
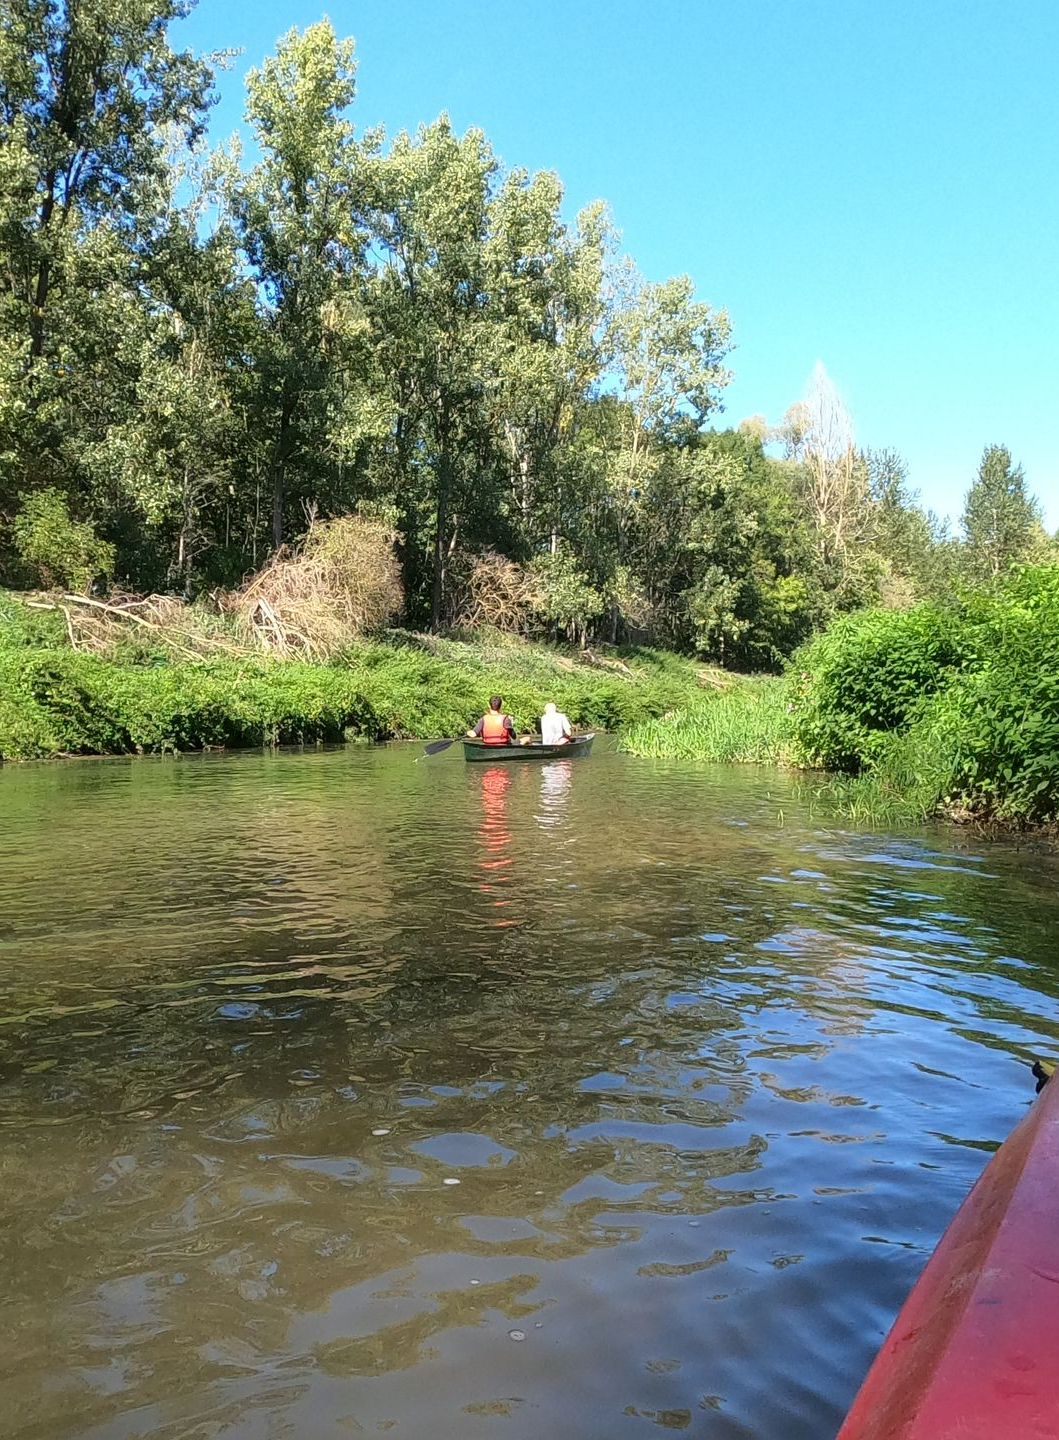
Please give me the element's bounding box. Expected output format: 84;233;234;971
1;744;1058;1439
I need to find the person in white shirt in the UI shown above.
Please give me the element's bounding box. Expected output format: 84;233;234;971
540;701;572;746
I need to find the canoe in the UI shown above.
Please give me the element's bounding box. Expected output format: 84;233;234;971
836;1067;1059;1440
463;734;594;763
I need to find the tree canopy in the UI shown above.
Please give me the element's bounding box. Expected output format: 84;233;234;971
1;8;1052;663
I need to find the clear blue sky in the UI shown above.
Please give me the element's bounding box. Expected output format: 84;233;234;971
175;0;1059;530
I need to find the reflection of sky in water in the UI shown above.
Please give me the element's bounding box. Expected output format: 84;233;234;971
0;746;1057;1440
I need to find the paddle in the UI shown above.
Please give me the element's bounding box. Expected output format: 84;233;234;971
422;737;458;756
421;732;537;757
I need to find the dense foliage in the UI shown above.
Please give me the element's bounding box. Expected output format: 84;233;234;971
4;6;1049;665
620;564;1059;828
0;590;708;759
787;605;969;772
790;566;1059;825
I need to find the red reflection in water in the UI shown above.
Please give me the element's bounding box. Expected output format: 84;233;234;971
476;766;516;926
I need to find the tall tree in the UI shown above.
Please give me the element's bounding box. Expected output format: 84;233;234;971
483;178;610;558
366;116;499;627
0;0;211;357
863;448;940;604
230;21;374;549
786;361;869;573
603;269;731;636
961;444;1045;582
0;0;213;523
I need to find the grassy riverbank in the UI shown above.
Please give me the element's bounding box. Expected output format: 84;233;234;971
619;680;793;765
0;590;715;760
5;565;1056;835
622;565;1059;830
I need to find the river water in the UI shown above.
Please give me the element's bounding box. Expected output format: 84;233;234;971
1;743;1057;1439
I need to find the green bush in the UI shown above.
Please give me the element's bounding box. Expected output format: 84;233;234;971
935;567;1059;823
11;490;115;592
0;592;69;649
789;565;1059;826
789;604;969;771
0;650;384;759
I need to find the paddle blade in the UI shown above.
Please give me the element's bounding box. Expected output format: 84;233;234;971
422;738;456;756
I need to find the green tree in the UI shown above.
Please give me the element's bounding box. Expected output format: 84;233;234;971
0;0;214;572
365;116;502;627
863;448;942;605
960;444;1045;582
11;485;113;589
229;21;376;549
0;0;212;359
483;178;611;562
601;269;731;638
635;429;819;667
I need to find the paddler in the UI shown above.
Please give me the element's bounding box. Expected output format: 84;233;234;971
468;694;517;746
540;701;572;746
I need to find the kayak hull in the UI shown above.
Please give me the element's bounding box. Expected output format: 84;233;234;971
463;734;594;762
837;1072;1059;1440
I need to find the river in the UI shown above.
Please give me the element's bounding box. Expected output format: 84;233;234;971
1;743;1057;1439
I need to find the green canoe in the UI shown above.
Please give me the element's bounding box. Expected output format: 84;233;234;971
462;734;595;763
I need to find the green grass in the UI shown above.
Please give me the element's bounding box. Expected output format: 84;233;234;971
618;678;793;764
0;594;714;760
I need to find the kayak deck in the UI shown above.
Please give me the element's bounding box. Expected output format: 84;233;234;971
463;734;594;762
837;1070;1059;1440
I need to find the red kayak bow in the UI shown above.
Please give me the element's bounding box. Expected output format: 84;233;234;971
837;1069;1059;1440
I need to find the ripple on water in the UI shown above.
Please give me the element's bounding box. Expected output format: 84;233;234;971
0;746;1057;1439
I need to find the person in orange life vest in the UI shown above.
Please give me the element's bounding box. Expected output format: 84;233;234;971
468;695;517;745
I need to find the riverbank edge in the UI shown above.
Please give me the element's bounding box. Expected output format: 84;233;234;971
0;612;741;763
618;688;1059;841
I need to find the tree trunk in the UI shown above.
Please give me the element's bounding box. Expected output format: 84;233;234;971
270;393;295;550
271;465;284;550
431;465;448;632
29;179;56;360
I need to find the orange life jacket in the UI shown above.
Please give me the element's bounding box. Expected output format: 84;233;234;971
480;710;511;745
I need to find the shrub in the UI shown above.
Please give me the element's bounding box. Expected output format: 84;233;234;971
789;604;969;771
936;566;1059;823
11;489;115;592
0;650;384;759
789;565;1059;826
0;592;68;649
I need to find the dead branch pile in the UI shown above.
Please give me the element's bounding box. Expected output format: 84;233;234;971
234;517;402;660
448;552;540;634
50;592;248;661
40;517;403;663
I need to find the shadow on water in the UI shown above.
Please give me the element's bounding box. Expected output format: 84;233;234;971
0;744;1058;1438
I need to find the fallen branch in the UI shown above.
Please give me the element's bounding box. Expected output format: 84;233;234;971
62;593;155;626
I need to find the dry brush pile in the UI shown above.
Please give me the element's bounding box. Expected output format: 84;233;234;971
38;518;403;663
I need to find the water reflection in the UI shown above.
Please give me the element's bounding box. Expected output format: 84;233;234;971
0;747;1056;1440
475;766;516;926
536;760;572;829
